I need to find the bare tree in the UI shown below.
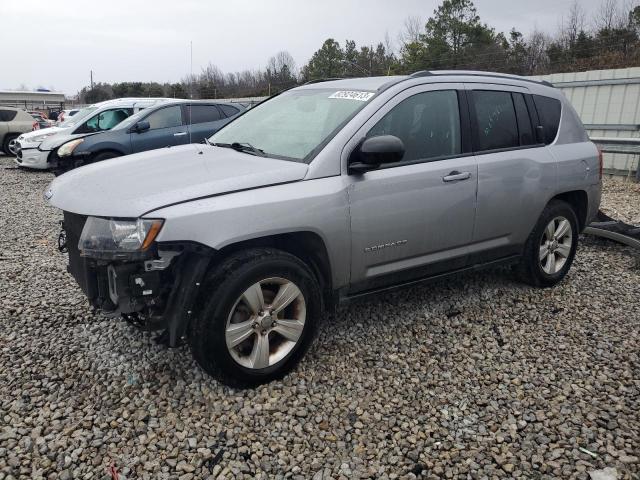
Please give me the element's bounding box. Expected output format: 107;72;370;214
593;0;628;30
563;0;587;46
398;15;423;45
525;29;551;74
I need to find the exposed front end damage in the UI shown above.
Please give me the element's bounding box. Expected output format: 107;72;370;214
62;211;211;346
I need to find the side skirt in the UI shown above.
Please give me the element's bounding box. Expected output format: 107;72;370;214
338;254;521;305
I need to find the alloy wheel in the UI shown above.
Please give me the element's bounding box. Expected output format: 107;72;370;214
7;138;18;156
225;277;306;369
539;216;573;275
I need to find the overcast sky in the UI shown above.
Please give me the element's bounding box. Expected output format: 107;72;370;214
1;0;607;95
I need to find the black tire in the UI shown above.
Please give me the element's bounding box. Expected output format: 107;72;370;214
189;248;321;388
92;151;120;162
3;134;19;156
517;200;579;288
53;151;120;176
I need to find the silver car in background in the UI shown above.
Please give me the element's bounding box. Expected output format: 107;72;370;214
46;71;601;387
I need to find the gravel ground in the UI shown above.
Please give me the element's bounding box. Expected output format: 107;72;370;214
1;155;639;480
600;178;640;225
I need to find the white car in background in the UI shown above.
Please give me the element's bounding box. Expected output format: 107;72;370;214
15;98;172;169
56;108;81;125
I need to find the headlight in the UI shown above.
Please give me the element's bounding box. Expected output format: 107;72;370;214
57;138;84;157
78;217;164;259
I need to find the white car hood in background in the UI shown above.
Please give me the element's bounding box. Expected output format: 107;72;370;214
46;144;309;217
20;126;66;141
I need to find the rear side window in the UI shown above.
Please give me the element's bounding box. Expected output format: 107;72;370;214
0;110;18;121
533;95;562;144
471;91;519;151
184;105;222;124
512;93;534;145
219;104;240;117
146;105;183;130
367;90;461;163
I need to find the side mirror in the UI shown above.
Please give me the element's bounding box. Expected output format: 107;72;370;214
349;135;405;174
535;125;545;144
132;121;150;133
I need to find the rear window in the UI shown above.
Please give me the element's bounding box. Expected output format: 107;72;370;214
471;91;519;151
0;110;18;122
533;95;562;144
185;105;222;124
219;104;240;117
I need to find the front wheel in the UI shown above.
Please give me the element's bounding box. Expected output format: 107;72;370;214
517;200;579;288
189;248;321;388
3;134;19;156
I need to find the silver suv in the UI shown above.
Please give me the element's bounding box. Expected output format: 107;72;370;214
46;71;602;387
0;107;34;155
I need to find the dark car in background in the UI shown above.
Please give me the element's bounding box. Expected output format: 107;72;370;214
52;100;244;173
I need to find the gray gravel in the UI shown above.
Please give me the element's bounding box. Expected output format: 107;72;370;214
1;155;639;480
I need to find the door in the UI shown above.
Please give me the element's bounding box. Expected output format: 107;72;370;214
347;85;478;292
130;104;188;153
183;104;228;142
466;86;557;261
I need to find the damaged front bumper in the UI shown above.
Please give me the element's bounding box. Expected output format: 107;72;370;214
61;211;211;346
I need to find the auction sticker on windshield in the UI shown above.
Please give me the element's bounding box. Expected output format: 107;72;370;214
329;91;375;101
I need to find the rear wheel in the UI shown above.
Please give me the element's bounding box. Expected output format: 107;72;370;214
189;248;321;387
3;134;19;156
518;200;579;287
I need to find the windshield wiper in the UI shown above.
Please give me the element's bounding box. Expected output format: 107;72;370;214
212;142;266;156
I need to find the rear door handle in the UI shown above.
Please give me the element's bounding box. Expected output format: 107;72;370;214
174;132;187;137
442;171;471;182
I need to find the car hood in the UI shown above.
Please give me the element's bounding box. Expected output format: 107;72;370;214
40;131;94;151
46;144;309;217
19;126;67;142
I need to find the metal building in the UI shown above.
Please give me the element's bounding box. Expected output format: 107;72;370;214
531;68;640;177
0;90;66;113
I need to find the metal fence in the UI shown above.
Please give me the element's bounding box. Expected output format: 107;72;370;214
590;136;640;182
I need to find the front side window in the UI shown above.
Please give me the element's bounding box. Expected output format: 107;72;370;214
367;90;461;163
146;106;183;130
185;105;222;124
472;91;519;151
209;88;373;162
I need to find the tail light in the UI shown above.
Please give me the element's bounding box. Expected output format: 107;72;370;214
32;121;39;131
597;147;603;180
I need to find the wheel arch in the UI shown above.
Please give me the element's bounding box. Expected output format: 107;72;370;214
215;231;334;304
91;147;126;160
549;190;589;230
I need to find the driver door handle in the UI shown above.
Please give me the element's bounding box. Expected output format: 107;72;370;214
442;171;471;182
174;132;187;137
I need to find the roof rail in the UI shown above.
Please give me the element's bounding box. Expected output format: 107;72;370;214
409;71;434;78
408;70;554;88
303;78;344;85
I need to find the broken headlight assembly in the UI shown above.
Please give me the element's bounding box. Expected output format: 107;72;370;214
78;217;164;260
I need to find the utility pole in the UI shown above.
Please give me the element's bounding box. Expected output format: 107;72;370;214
90;70;94;90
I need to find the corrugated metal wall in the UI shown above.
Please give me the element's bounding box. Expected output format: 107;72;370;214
531;68;640;175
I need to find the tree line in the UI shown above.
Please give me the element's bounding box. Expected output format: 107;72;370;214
78;0;640;104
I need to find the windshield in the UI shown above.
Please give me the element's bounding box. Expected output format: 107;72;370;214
59;107;97;127
209;88;375;162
